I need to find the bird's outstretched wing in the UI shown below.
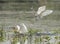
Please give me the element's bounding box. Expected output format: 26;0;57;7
41;10;53;18
36;6;46;16
22;23;28;33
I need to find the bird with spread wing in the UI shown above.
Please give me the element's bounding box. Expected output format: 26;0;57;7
35;6;53;19
16;23;28;44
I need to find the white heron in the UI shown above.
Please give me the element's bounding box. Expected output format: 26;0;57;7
16;23;28;33
21;23;28;44
35;5;53;18
16;23;28;44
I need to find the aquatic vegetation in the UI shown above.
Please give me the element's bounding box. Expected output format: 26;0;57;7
57;42;60;44
0;27;6;41
11;37;19;44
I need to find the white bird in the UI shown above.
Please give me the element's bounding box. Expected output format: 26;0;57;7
16;23;28;34
21;23;28;44
16;23;28;44
35;5;53;18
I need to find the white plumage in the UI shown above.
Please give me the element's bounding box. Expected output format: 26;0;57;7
16;23;28;44
41;10;53;18
16;25;20;31
35;5;53;18
35;6;46;16
22;23;28;33
16;23;28;33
